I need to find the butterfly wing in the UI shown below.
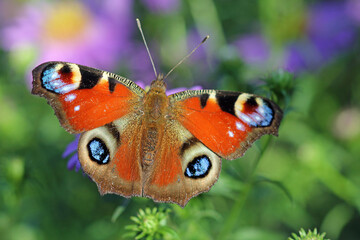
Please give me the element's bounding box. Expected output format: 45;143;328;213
32;61;145;133
143;120;222;207
170;90;283;160
77;114;143;198
142;89;282;207
33;62;145;198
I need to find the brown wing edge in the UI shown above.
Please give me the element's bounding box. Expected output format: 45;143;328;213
142;158;221;208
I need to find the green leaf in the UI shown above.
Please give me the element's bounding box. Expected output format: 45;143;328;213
254;175;293;202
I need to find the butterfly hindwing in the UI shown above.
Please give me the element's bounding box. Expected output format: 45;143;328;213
141;120;222;207
32;61;145;133
78;113;143;198
170;90;283;159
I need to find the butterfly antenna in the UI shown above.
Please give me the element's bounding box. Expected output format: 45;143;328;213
136;18;157;78
164;35;209;80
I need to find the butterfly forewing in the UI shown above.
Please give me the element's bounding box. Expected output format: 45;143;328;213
32;61;144;133
170;89;283;160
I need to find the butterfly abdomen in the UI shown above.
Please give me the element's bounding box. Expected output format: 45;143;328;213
141;126;159;166
139;80;170;166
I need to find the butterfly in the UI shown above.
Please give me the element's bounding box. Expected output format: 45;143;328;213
32;60;282;207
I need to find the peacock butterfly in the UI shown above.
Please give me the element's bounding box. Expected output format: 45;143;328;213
32;25;282;207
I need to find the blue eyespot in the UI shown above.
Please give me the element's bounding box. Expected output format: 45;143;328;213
238;101;274;127
87;138;110;164
257;102;273;127
41;65;77;94
185;155;212;179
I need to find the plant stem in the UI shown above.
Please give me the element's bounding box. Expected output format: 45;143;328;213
217;137;273;239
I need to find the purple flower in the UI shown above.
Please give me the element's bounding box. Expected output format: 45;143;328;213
63;135;81;171
1;0;133;85
236;1;358;74
283;45;308;73
284;1;357;72
307;2;356;61
346;0;360;24
235;34;270;65
142;0;179;13
186;29;208;62
129;43;159;85
283;42;321;73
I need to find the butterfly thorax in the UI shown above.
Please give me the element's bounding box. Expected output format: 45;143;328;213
143;76;168;122
140;76;169;166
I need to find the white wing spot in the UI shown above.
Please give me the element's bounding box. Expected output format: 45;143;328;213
74;105;80;112
65;94;76;102
228;131;234;137
236;121;245;131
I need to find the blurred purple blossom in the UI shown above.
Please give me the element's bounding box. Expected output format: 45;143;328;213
1;0;133;84
187;29;208;62
235;34;270;65
308;2;356;61
63;135;81;171
283;42;321;73
283;44;308;73
142;0;179;13
129;43;159;84
235;1;358;74
346;0;360;24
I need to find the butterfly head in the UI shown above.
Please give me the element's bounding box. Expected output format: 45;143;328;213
149;74;167;93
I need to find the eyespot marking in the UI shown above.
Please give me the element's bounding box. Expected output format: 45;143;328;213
185;155;212;179
245;96;258;108
235;96;275;128
255;100;274;127
238;113;257;126
41;63;81;94
60;64;71;74
87;138;110;164
41;64;77;94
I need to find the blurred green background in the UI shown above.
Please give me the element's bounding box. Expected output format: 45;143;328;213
1;0;360;239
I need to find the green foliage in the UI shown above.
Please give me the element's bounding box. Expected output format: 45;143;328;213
289;228;329;240
260;69;296;112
